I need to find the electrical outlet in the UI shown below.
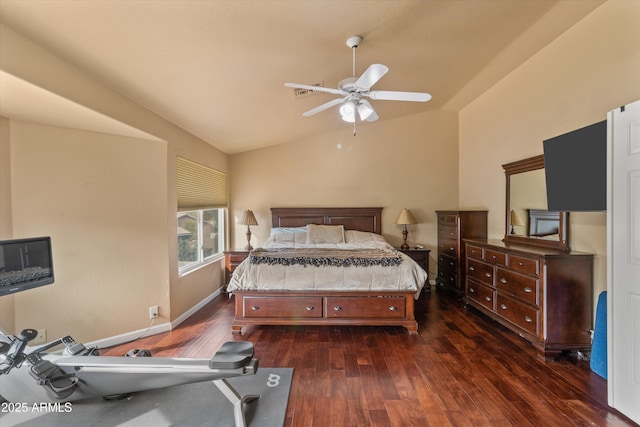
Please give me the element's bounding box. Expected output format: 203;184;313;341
33;329;47;345
149;305;159;319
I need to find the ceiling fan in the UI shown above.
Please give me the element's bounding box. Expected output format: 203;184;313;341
285;36;431;128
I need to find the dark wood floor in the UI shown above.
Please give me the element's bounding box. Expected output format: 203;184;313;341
103;288;635;427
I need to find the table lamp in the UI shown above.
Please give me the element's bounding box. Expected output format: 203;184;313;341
510;209;524;235
396;209;417;250
239;210;258;250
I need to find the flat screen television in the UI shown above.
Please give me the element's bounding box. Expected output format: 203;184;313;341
0;237;54;296
543;120;607;211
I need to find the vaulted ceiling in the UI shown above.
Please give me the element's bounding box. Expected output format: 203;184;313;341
0;0;603;154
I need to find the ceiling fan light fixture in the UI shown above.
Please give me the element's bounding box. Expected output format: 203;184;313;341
357;102;373;121
340;101;356;122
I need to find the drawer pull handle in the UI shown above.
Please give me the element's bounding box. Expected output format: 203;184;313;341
485;296;492;302
449;247;455;251
485;272;492;278
500;277;507;284
524;287;533;293
469;266;475;271
524;316;533;323
306;306;314;311
333;306;342;311
491;255;497;260
518;262;525;266
469;288;475;293
251;306;260;310
389;306;398;311
450;261;454;266
500;304;507;310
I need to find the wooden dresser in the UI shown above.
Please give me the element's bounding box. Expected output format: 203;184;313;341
464;239;593;361
435;210;488;294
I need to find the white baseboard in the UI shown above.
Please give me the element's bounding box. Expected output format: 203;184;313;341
87;288;221;351
170;288;221;330
87;322;172;351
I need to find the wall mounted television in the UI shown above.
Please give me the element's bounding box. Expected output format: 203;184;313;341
0;237;54;296
543;120;607;212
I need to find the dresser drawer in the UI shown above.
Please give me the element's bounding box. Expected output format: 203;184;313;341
466;244;484;260
438;252;457;272
438;213;458;225
325;297;405;318
495;267;539;306
496;294;539;336
508;254;539;276
485;249;506;266
438;224;457;240
467;258;494;286
438;238;458;256
437;269;457;287
242;296;323;318
467;279;495;311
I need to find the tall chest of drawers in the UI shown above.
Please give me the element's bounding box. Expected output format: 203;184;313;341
435;210;488;294
464;239;594;361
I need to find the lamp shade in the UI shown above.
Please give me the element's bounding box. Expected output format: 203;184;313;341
239;210;258;226
396;209;417;225
340;101;356;123
510;209;524;226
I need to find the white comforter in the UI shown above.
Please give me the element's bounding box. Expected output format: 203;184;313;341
227;230;428;298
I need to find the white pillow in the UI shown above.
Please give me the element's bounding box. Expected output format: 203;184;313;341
306;224;345;244
270;226;307;236
344;230;388;245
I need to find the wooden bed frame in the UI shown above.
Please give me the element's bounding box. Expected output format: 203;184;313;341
231;207;419;334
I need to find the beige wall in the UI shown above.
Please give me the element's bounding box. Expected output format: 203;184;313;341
229;110;460;279
0;25;228;341
459;0;640;307
7;121;169;342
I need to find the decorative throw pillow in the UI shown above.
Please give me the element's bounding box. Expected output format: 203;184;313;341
306;224;345;244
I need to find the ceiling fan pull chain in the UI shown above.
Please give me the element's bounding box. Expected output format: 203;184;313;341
353;121;356;136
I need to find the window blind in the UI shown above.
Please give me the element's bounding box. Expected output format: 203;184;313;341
176;156;227;211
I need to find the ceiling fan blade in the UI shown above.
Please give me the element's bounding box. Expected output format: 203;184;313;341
284;83;344;96
368;90;432;102
354;64;389;91
302;97;346;117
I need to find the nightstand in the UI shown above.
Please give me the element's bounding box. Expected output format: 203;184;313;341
397;247;431;291
223;249;250;290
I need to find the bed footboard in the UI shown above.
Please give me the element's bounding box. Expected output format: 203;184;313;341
231;290;418;334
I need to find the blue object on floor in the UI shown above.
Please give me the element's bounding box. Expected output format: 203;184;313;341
590;291;607;379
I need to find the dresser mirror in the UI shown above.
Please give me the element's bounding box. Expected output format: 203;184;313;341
503;154;569;251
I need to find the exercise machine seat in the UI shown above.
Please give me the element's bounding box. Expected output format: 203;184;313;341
209;341;254;370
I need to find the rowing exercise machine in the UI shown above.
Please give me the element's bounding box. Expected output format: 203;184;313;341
0;329;259;427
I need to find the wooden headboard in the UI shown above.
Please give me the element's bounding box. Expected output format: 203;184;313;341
270;207;383;234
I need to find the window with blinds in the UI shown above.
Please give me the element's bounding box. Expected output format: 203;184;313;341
176;156;227;210
176;157;226;274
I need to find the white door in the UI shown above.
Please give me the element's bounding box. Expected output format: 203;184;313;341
608;100;640;424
